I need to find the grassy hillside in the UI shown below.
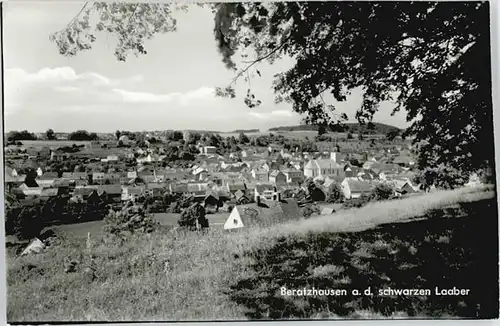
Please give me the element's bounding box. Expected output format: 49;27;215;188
6;186;497;321
227;129;260;133
269;123;402;135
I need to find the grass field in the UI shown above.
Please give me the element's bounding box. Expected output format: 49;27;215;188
16;140;93;149
42;212;229;240
6;185;497;321
220;130;322;140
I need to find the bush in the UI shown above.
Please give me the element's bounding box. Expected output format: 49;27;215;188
326;183;344;203
103;204;158;240
5;202;44;240
370;183;394;201
169;194;195;213
178;203;209;231
301;203;321;218
343;193;372;209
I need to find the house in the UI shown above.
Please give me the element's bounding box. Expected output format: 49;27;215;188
323;176;345;188
200;146;217;155
50;150;67;161
122;186;146;202
400;182;419;194
20;185;43;197
62;172;88;182
304;159;345;179
6;166;18;177
254;184;281;202
204;192;220;212
136;154;155;164
282;168;304;184
152;170;167;183
227;182;247;194
104;173;123;184
344;164;360;178
138;170;156;183
5;174;27;190
187;183;210;197
321;207;335;215
370;163;401;176
73;186;99;199
40;188;59;198
35;174;58;187
251;169;269;182
341;178;373;199
54;178;71;189
269;170;287;185
235;189;251;204
92;172;106;185
223;198;301;230
106;155;119;162
392;155;415;167
193;167;208;181
127;171;138;179
98;185;123;202
36;146;50;157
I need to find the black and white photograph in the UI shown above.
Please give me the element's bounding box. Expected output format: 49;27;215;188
2;0;499;322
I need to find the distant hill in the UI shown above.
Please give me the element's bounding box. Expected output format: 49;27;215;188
269;122;402;135
184;129;221;134
228;129;260;133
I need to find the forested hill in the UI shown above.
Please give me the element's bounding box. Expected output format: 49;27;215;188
269;122;402;134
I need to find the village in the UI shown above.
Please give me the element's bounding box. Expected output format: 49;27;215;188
6;126;480;238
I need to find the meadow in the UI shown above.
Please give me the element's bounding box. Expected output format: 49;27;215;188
16;140;93;149
6;185;498;321
220;130;322;140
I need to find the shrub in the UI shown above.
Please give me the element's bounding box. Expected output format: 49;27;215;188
103;204;158;240
326;183;344;203
370;183;395;201
301;203;321;218
343;193;372;209
5;202;44;240
178;203;209;231
170;194;195;213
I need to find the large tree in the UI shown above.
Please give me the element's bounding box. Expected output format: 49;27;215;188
51;2;494;185
46;129;56;140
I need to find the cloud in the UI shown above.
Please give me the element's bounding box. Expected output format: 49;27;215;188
249;110;295;119
112;86;215;105
54;86;80;92
3;66;238;131
5;67;214;110
5;67;145;110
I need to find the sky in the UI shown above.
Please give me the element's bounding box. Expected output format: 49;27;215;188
3;2;409;133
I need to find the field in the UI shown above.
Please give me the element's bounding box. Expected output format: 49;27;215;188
219;130;397;144
41;212;229;240
16;140;93;149
6;185;498;321
220;130;323;140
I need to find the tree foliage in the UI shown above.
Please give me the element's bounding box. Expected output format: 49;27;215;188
68;130;99;141
103;204;157;239
326;183;344;204
238;132;250;144
370;183;395;201
52;2;494;186
5;201;44;240
46;129;56;140
7;130;37;141
178;203;209;231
